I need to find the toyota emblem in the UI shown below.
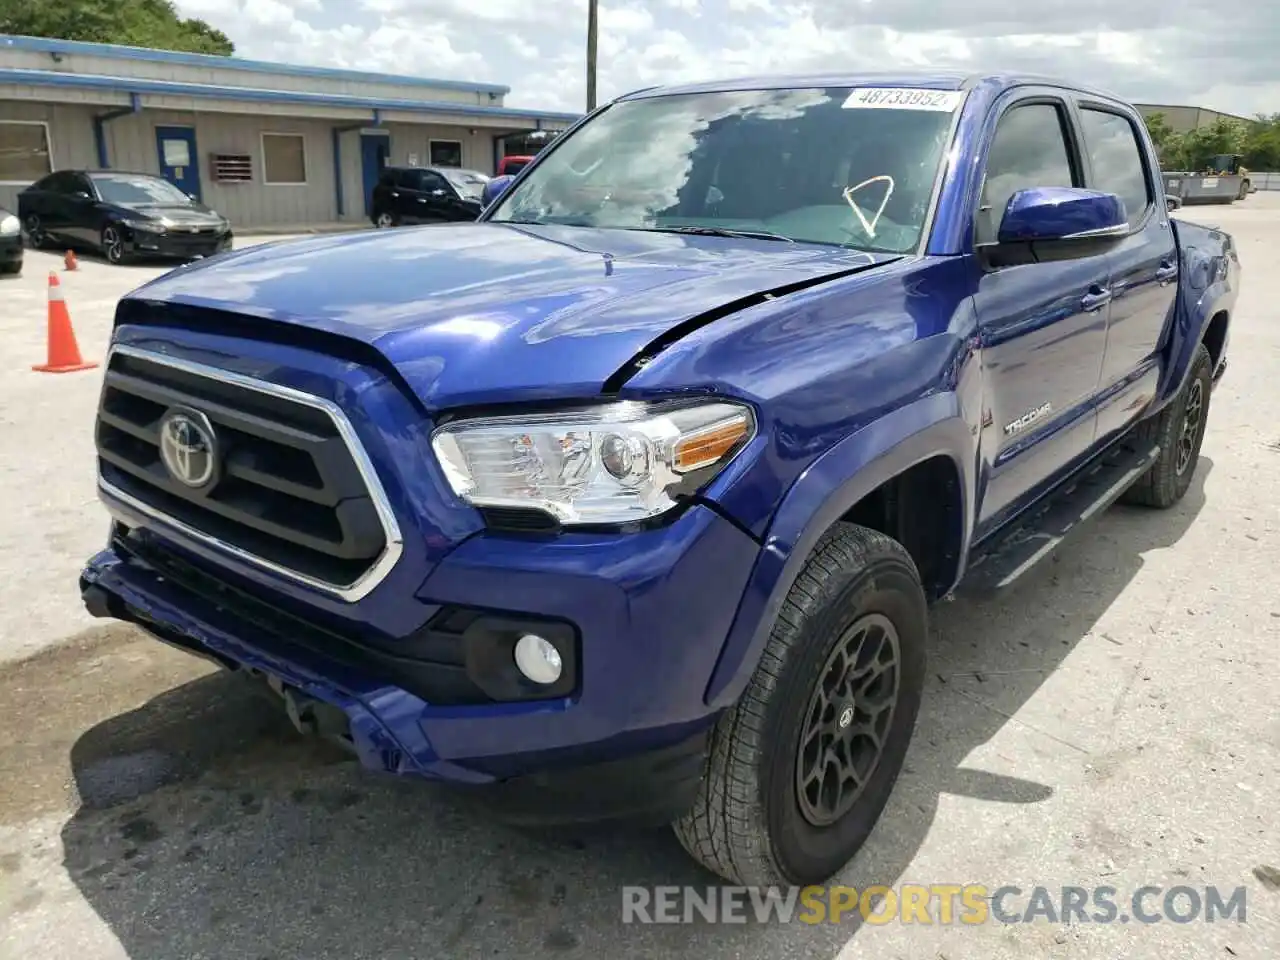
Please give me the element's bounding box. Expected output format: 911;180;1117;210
159;409;218;489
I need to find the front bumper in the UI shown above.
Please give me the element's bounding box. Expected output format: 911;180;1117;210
0;234;22;264
81;501;759;824
127;229;233;260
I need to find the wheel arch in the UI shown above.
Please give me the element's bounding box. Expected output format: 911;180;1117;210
1153;223;1237;413
703;392;975;710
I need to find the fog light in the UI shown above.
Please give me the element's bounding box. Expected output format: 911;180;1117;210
513;633;563;685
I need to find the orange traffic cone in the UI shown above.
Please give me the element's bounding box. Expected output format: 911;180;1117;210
64;249;77;271
32;272;98;374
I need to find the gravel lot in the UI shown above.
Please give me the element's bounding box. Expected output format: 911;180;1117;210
0;204;1277;960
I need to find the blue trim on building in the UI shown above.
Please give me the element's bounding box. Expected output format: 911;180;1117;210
91;92;142;167
332;127;344;216
0;67;581;125
0;32;511;96
331;121;374;218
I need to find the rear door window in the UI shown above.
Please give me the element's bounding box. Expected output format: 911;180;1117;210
1079;108;1152;227
44;172;81;195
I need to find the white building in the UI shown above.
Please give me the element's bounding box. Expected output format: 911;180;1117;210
0;34;579;229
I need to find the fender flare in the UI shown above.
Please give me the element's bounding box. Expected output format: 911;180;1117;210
1154;277;1233;413
703;391;975;709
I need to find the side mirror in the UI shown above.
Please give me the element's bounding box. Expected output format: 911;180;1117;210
481;174;516;209
74;191;91;200
1165;193;1182;211
997;187;1128;245
431;189;446;197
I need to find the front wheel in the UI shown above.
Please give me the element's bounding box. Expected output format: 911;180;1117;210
374;211;398;229
101;226;127;265
1120;343;1213;509
673;523;927;886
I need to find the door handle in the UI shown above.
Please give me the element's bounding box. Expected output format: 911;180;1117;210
418;198;427;203
390;191;399;197
1081;287;1112;312
1155;260;1178;285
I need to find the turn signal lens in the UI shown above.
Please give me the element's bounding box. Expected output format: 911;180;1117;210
673;415;752;473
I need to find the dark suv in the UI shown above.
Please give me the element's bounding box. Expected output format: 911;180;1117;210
369;166;489;228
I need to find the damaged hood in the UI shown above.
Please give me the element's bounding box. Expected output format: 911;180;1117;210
123;222;899;408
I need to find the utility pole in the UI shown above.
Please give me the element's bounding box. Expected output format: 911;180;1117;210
586;0;598;112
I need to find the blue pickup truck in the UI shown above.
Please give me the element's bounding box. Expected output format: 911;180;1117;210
80;72;1238;886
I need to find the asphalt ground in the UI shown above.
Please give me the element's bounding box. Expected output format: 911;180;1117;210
0;203;1277;959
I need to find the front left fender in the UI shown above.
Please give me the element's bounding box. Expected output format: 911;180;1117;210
703;391;976;710
1154;221;1239;410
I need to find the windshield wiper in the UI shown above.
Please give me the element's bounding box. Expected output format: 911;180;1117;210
499;215;596;227
645;225;795;243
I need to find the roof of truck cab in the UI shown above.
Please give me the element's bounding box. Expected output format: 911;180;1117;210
618;72;1128;104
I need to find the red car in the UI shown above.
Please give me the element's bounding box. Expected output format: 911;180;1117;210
496;155;535;176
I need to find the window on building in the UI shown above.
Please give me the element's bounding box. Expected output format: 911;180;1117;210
0;121;52;184
262;133;307;184
977;102;1079;244
429;140;463;168
1079;108;1151;227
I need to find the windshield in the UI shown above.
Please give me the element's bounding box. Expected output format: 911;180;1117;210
440;168;490;200
486;86;960;253
93;174;193;206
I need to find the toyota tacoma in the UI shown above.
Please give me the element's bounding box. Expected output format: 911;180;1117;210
80;73;1238;886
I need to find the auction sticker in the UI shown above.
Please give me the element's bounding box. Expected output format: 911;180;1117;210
842;87;966;111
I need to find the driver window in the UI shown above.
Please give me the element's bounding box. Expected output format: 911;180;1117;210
420;172;449;194
977;102;1078;245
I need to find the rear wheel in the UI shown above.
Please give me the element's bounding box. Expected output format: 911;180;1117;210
1120;343;1213;509
23;214;44;249
673;523;927;886
374;211;398;228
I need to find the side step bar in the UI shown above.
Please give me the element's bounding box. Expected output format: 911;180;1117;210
959;442;1161;596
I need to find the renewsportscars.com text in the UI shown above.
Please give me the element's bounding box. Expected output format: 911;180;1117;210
621;884;1249;925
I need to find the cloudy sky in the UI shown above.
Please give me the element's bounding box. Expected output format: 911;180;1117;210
173;0;1278;118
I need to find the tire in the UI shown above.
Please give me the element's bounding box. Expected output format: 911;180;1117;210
673;522;928;886
374;211;398;228
101;226;127;265
24;214;44;249
0;260;21;275
1120;343;1213;509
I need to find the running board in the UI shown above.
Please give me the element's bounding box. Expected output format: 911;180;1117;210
959;442;1161;596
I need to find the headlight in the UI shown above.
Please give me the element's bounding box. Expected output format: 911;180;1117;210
122;219;166;234
0;215;18;236
431;400;756;525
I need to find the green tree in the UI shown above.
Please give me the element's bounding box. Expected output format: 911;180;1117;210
1178;117;1247;171
0;0;233;55
1142;111;1190;170
1242;113;1280;170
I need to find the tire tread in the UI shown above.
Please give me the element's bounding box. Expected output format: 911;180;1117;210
1120;343;1212;509
674;522;920;885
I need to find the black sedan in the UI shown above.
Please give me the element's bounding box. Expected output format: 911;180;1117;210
0;206;21;275
369;165;488;228
18;170;233;265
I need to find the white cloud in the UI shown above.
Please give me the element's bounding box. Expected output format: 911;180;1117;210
173;0;1279;117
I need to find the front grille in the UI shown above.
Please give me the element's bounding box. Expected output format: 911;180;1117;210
95;345;401;599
